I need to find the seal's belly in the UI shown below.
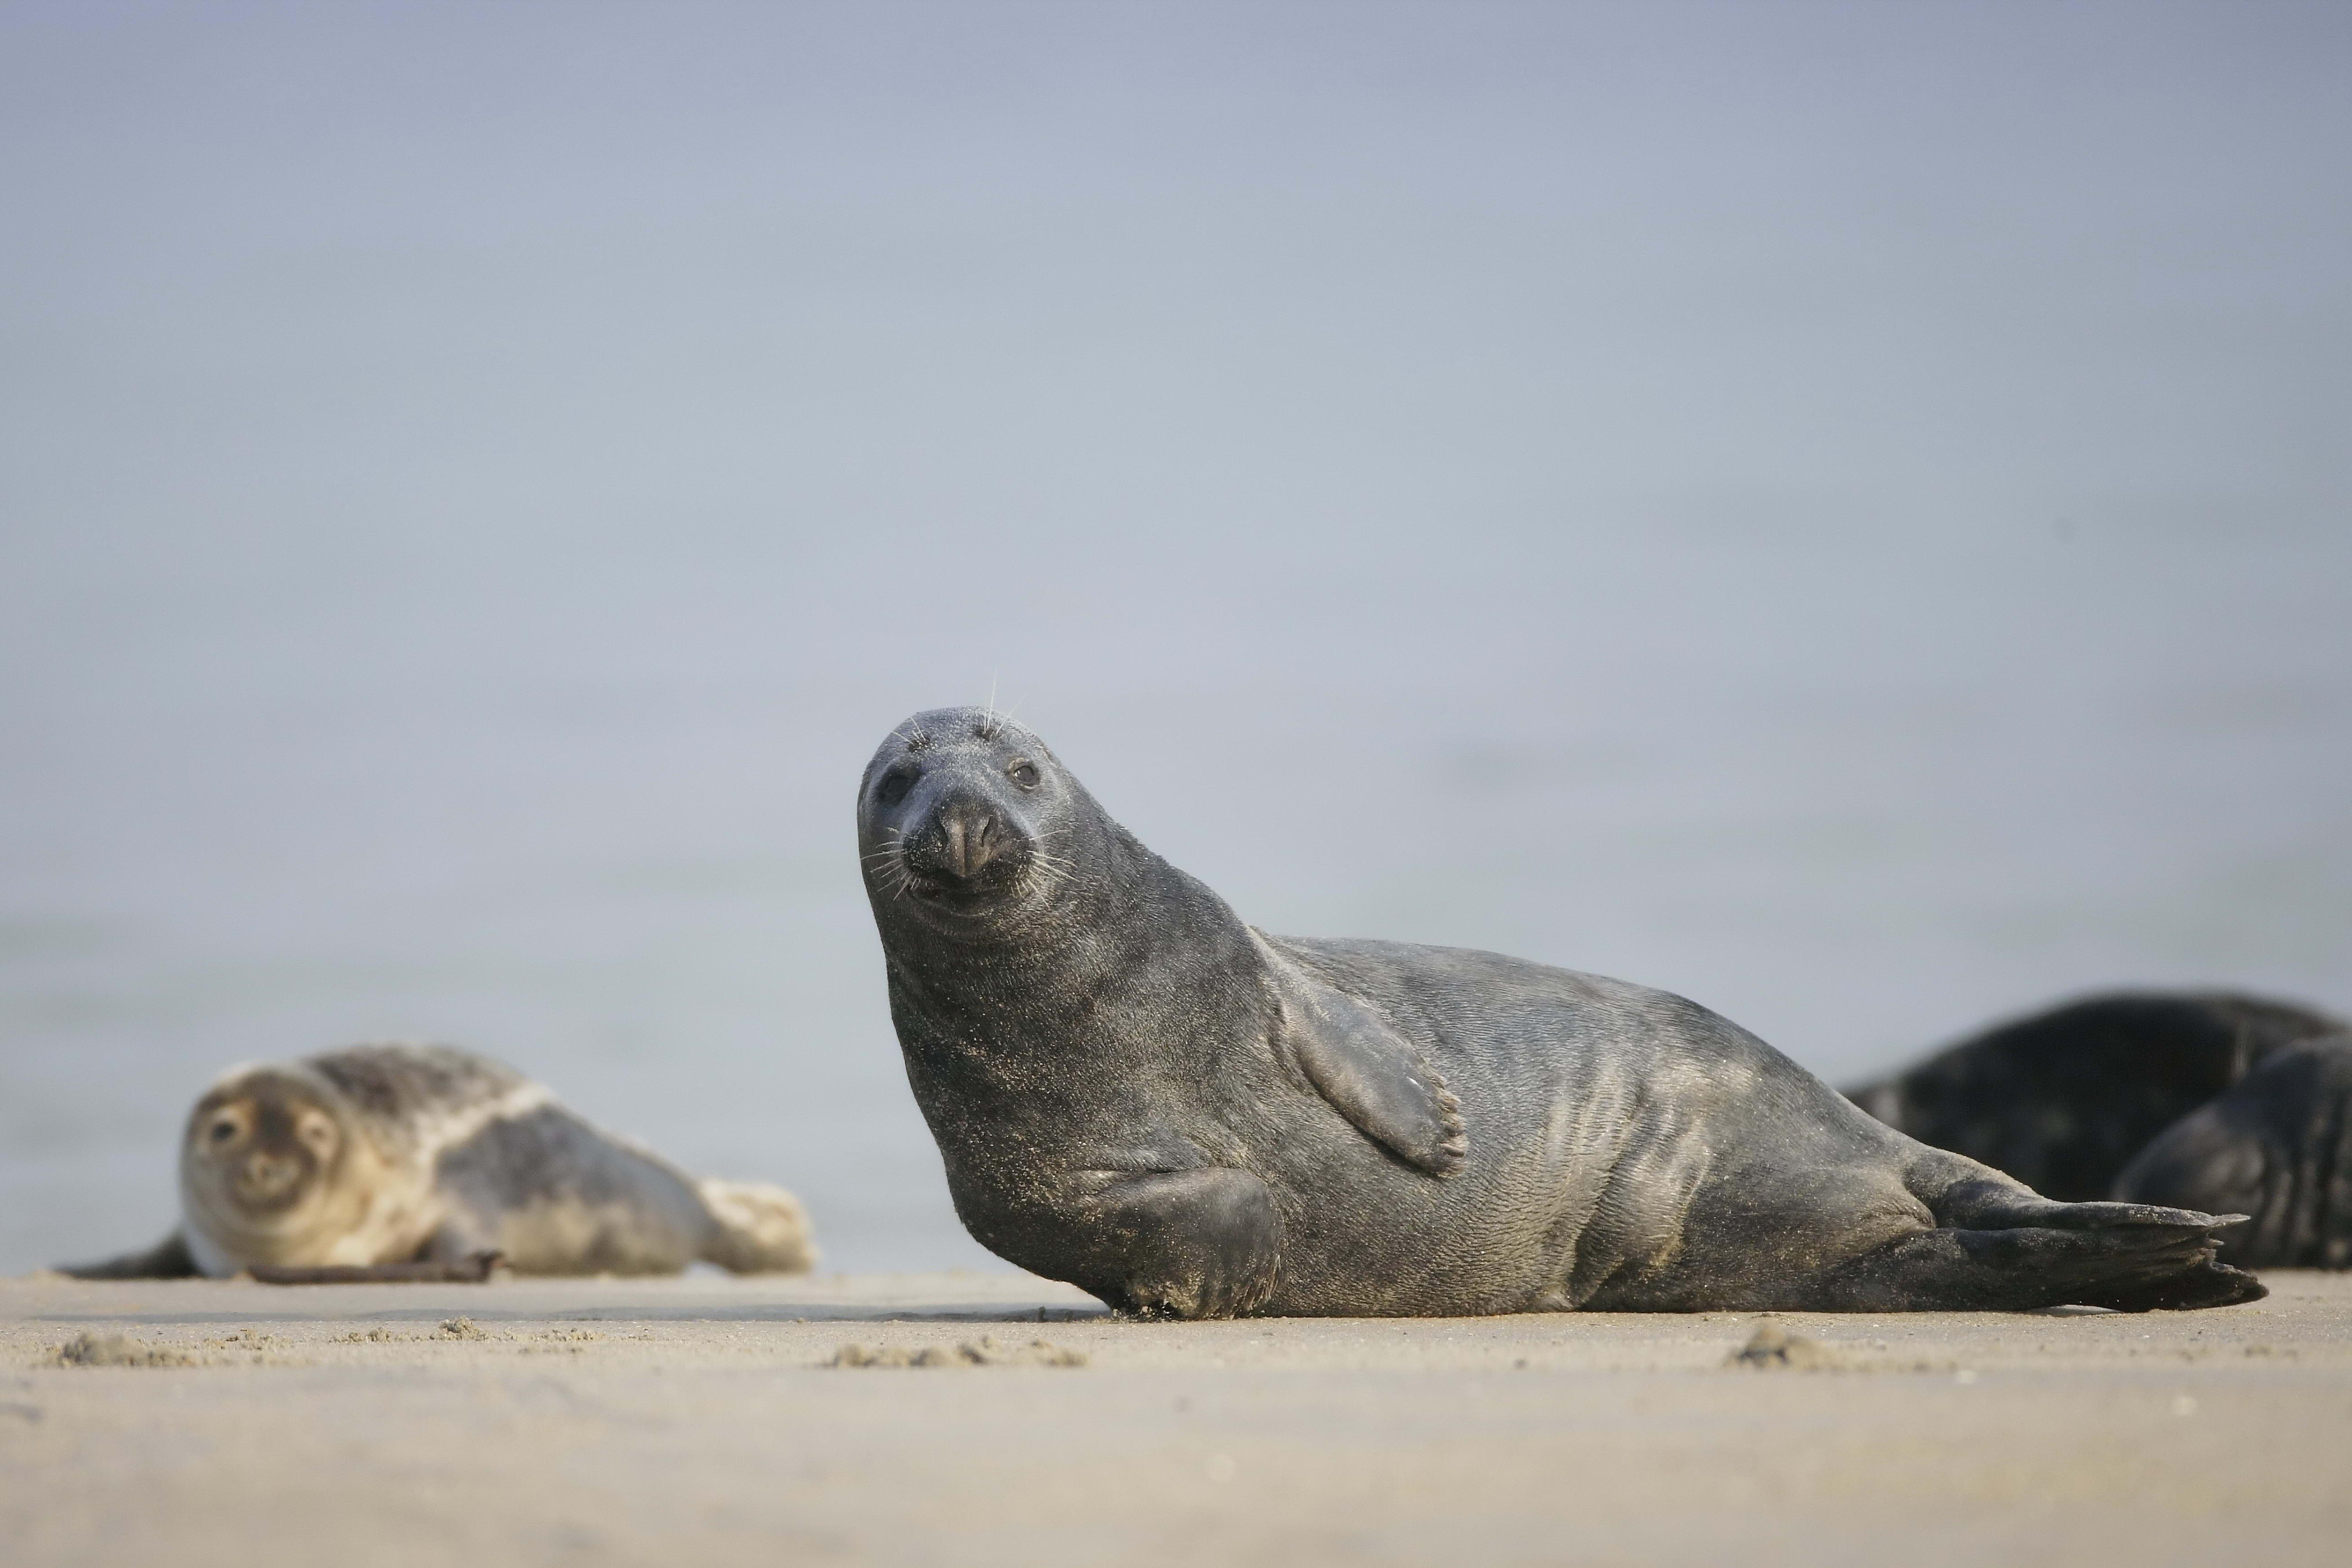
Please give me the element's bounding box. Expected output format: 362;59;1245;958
434;1105;715;1275
1239;1064;1696;1315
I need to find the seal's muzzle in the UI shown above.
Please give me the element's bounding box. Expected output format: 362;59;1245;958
907;790;1007;884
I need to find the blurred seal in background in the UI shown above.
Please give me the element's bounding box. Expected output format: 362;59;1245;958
58;1043;817;1280
1849;992;2350;1267
1845;991;2343;1201
2114;1034;2352;1269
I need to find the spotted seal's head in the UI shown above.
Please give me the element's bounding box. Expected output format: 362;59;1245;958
178;1064;375;1267
857;707;1105;939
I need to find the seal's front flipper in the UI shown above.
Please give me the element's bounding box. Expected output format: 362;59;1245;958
54;1230;199;1280
1059;1167;1283;1319
1255;933;1466;1177
245;1253;505;1285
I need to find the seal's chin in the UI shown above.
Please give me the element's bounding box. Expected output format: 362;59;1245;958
907;863;1024;911
182;1174;338;1265
232;1161;313;1211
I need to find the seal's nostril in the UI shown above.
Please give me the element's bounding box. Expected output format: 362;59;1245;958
934;801;1002;880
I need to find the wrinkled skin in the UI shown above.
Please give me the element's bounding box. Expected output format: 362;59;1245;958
860;707;2262;1318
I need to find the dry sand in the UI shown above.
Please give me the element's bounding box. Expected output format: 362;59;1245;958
3;1269;2347;1566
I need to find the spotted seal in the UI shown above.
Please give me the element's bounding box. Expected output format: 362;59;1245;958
61;1044;816;1279
856;707;2260;1317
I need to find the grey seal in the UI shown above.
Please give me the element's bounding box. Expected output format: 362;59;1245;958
857;707;2261;1318
61;1044;817;1280
2112;1034;2352;1268
1846;991;2344;1201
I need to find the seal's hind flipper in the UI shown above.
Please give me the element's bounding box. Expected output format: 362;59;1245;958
1254;932;1467;1177
54;1230;199;1280
1926;1174;2239;1235
1818;1196;2264;1313
1836;1164;2267;1311
696;1178;820;1274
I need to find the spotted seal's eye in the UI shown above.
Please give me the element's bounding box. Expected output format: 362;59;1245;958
1007;760;1040;789
875;770;915;806
208;1118;239;1145
296;1113;337;1156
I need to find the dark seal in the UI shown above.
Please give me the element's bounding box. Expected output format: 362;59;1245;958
2114;1034;2352;1269
858;707;2261;1318
1846;992;2345;1201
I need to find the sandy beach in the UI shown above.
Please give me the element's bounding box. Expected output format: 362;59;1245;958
2;1269;2347;1566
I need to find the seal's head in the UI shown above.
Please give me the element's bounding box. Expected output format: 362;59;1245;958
178;1065;369;1268
857;707;1101;936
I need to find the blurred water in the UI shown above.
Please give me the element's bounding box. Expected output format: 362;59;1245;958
2;2;2347;1273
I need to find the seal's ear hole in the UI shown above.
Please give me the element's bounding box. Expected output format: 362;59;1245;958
875;770;915;806
1007;760;1040;789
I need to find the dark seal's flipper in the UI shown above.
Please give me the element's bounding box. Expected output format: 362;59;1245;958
55;1231;199;1280
1846;991;2344;1200
1062;1168;1285;1319
1821;1154;2268;1312
953;1165;1283;1321
2115;1036;2352;1269
1818;1209;2265;1313
1256;933;1467;1177
1806;1152;2267;1316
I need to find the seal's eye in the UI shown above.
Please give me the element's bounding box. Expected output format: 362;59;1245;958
208;1118;240;1145
1007;760;1040;789
296;1114;337;1157
875;770;914;806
